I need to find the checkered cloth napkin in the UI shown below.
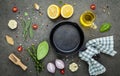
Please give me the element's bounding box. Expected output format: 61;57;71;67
79;36;117;76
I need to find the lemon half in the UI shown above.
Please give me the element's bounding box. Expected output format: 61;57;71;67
47;4;60;19
61;4;74;18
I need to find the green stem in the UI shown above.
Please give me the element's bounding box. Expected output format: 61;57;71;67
27;46;44;73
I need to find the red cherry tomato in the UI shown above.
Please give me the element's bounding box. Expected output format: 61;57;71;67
90;4;96;10
17;46;23;52
12;6;18;12
60;69;65;75
32;24;38;30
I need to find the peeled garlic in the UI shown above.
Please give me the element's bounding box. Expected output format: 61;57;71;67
47;63;55;73
34;3;40;10
55;59;65;69
69;62;78;72
8;20;17;29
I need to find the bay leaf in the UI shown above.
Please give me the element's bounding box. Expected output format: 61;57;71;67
37;41;49;60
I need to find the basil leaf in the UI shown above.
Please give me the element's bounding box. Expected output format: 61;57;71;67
100;23;111;32
37;41;49;60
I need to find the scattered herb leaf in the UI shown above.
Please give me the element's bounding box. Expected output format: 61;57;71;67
24;12;28;16
100;23;111;32
37;41;49;60
29;25;34;38
59;1;63;4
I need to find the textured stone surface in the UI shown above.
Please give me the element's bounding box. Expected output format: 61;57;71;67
0;0;120;76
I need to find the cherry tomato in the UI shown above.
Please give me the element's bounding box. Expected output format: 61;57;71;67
60;69;65;75
32;24;38;30
90;4;96;10
12;6;18;12
17;46;23;52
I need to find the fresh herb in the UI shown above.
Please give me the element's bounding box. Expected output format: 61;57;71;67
100;23;111;32
24;12;28;16
37;41;49;60
29;25;34;38
27;45;44;72
59;0;63;4
22;19;34;40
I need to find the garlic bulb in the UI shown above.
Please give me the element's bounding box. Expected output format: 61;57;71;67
69;62;78;72
47;63;55;73
55;59;65;69
34;3;40;10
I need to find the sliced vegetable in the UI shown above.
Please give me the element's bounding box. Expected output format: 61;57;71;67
100;23;111;32
8;20;17;29
5;35;14;45
37;41;49;60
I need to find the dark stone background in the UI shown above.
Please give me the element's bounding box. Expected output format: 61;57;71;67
0;0;120;76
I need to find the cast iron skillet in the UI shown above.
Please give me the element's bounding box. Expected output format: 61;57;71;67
50;21;84;55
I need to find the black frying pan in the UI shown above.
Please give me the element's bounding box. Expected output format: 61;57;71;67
50;21;84;55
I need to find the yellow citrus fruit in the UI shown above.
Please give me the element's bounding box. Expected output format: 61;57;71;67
47;4;60;19
61;4;74;18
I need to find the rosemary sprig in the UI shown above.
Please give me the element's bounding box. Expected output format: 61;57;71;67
29;24;34;39
27;45;44;72
22;19;34;40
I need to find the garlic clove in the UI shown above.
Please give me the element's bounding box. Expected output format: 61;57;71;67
47;63;55;73
55;59;65;69
34;3;40;10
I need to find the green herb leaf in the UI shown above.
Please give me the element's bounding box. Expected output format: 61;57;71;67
59;0;63;4
24;12;28;16
29;25;34;38
100;23;111;32
37;41;49;60
25;20;31;31
22;19;34;40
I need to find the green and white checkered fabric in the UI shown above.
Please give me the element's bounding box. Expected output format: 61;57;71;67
79;36;117;76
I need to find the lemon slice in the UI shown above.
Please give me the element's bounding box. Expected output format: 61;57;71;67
61;4;74;18
47;4;60;19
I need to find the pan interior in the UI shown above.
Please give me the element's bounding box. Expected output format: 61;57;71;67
53;23;81;53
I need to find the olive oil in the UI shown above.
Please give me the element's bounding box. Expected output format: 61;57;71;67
80;11;96;28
